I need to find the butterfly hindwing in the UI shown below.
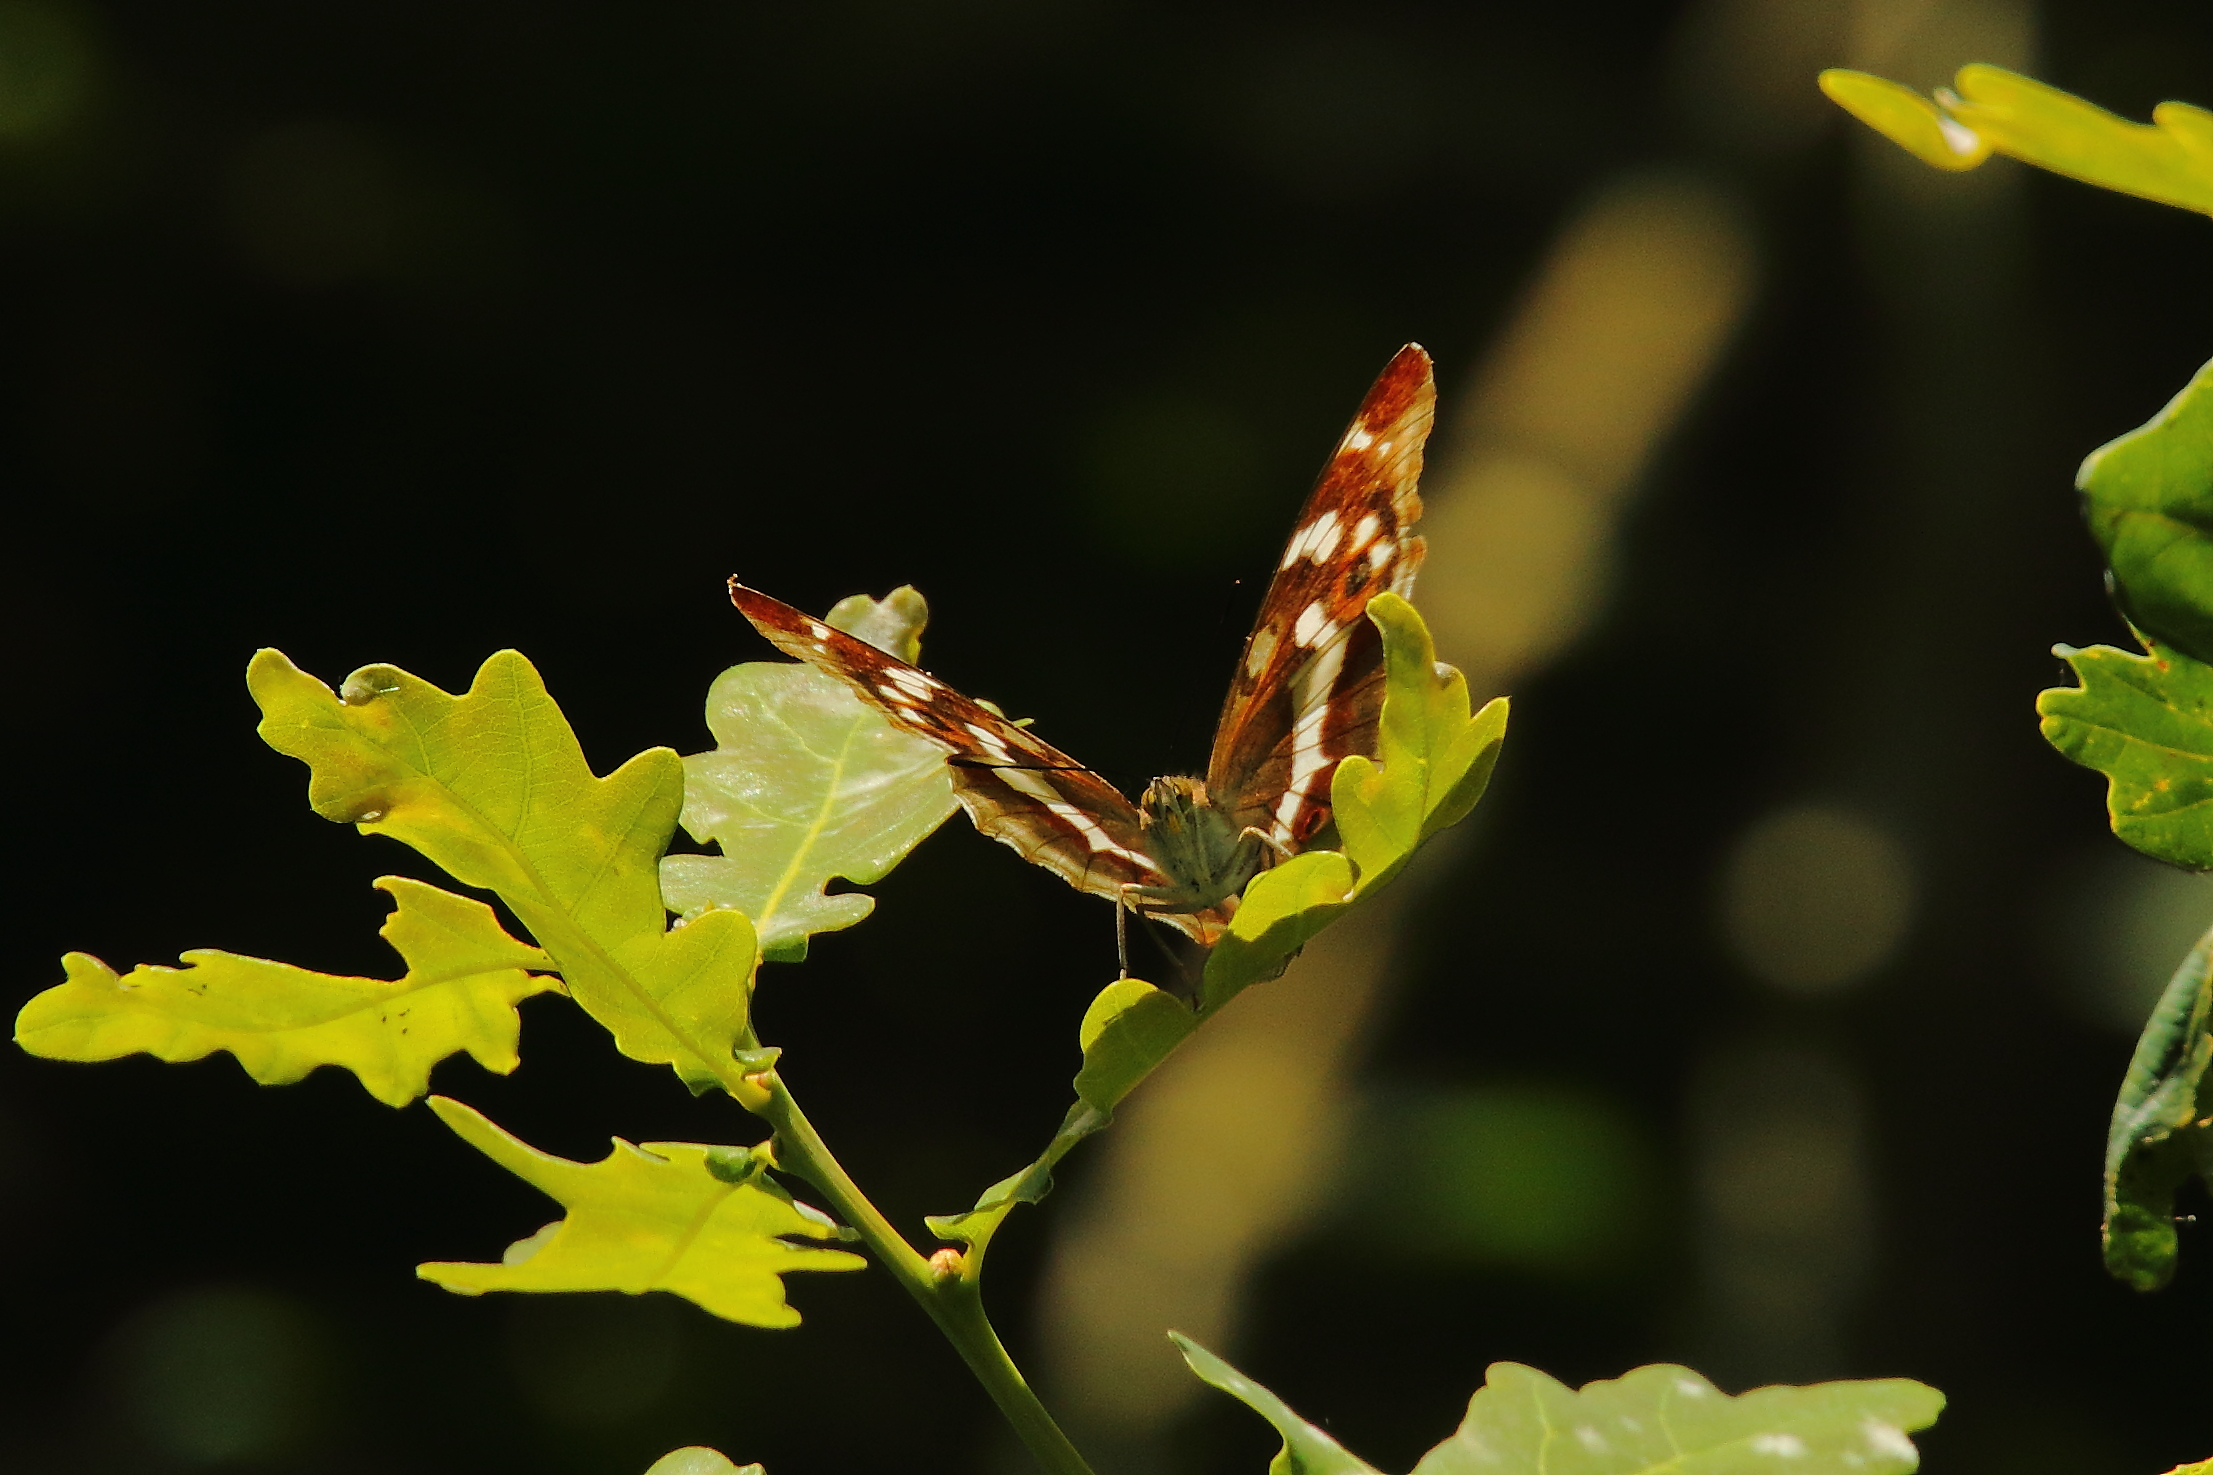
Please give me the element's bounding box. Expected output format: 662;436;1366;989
727;584;1208;930
1206;344;1435;847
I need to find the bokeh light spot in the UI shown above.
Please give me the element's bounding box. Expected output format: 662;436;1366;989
1720;803;1914;994
109;1284;330;1466
226;121;404;286
0;0;92;141
1350;1082;1655;1276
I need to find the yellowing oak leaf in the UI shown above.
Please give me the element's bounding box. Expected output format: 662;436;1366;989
418;1097;863;1327
15;877;558;1107
249;649;756;1085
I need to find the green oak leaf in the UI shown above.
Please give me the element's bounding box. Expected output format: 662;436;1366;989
1176;1336;1944;1475
2074;355;2213;665
417;1096;862;1327
663;587;956;963
250;649;756;1086
1200;595;1508;1008
1821;64;2213;217
15;877;558;1107
2037;637;2213;869
2103;924;2213;1291
645;1451;764;1475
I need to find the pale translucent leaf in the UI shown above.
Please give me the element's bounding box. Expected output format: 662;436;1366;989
663;588;955;963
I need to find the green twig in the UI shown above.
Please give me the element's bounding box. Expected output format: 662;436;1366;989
742;1070;1098;1475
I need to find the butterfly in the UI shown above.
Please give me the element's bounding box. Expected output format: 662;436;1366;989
728;343;1434;967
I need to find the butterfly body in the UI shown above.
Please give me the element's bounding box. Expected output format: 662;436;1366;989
1131;775;1269;915
728;343;1435;949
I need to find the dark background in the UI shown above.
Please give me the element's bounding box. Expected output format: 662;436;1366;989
5;1;2212;1472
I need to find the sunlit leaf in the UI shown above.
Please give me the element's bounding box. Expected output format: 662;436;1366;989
15;877;558;1107
2038;637;2213;870
1202;851;1357;1010
1821;64;2213;216
2103;926;2213;1291
1200;595;1507;1008
645;1450;763;1475
1074;977;1198;1113
416;1097;862;1327
250;649;755;1084
1176;1336;1944;1475
2074;354;2213;665
663;587;956;963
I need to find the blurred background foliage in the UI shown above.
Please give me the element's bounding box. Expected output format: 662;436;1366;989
6;0;2213;1472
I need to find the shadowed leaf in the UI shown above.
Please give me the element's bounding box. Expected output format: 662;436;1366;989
2074;355;2213;665
663;588;956;963
2103;926;2213;1290
15;877;557;1106
417;1097;862;1327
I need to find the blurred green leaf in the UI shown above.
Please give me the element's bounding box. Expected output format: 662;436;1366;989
15;877;558;1107
2075;355;2213;664
1202;595;1506;1009
1821;64;2213;216
2103;925;2213;1291
663;587;956;963
1817;70;1990;171
250;648;756;1086
417;1097;862;1327
1177;1337;1945;1475
645;1450;763;1475
2038;637;2213;869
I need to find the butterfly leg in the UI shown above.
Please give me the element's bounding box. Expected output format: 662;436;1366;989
1115;883;1147;979
1238;827;1295;865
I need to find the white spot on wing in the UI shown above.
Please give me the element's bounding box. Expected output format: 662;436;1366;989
1349;511;1380;550
991;767;1149;866
1367;539;1393;570
885;666;935;698
962;721;1015;762
1301;509;1342;563
1270;632;1349;842
1342;425;1374;451
1293;600;1333;648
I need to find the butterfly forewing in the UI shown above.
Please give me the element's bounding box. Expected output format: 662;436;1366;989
726;584;1225;935
1206;344;1436;846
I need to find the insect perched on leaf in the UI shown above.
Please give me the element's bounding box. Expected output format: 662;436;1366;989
730;344;1434;973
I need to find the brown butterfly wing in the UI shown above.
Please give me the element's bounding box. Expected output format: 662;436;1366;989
729;583;1225;936
1204;344;1435;847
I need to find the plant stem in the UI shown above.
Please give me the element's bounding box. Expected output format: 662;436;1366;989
746;1071;1099;1475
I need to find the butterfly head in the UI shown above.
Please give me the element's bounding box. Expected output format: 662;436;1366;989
1135;775;1268;915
